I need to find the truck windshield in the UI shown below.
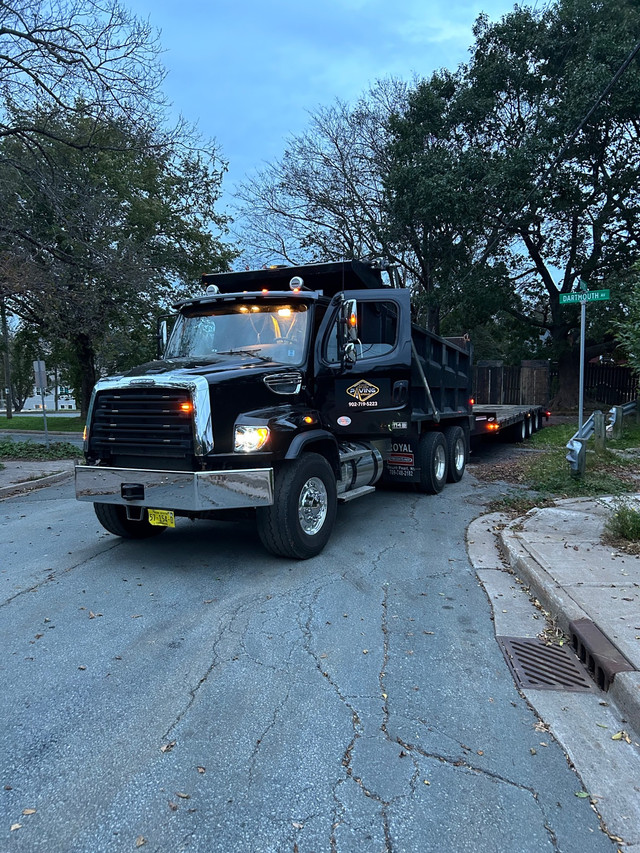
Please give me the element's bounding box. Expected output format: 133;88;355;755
165;303;310;366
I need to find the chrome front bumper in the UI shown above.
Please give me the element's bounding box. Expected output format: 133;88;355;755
75;465;274;511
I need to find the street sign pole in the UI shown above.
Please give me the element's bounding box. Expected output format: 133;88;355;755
559;283;610;434
33;359;50;448
578;298;586;431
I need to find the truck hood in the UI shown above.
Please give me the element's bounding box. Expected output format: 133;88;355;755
122;354;293;379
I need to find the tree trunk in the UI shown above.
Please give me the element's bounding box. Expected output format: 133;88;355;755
550;346;580;410
73;333;98;419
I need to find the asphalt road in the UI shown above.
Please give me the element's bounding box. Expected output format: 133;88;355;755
0;473;617;853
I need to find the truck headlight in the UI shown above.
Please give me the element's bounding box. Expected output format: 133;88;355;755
234;425;270;452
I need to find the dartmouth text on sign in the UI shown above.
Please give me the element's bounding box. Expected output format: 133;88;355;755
559;289;610;304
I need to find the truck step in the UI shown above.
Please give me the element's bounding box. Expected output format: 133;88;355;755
338;485;376;503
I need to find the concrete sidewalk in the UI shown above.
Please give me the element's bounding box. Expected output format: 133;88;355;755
469;496;640;735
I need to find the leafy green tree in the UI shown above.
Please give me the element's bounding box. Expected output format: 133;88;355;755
615;267;640;375
9;326;41;411
385;0;640;404
1;108;233;414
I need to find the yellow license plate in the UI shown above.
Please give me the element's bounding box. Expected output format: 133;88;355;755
148;508;175;528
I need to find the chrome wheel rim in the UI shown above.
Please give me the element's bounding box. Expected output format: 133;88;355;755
453;438;465;473
298;476;328;536
434;444;446;482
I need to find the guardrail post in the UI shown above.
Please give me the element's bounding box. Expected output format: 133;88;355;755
612;405;624;440
566;437;587;477
593;410;606;454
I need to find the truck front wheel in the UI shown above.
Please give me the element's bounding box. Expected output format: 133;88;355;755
256;453;337;559
94;503;166;539
417;431;448;494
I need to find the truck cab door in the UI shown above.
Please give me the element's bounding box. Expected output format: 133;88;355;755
314;289;412;436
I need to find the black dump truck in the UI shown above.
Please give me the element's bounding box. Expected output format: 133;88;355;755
75;260;473;558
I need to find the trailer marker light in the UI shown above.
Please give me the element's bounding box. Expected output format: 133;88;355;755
83;425;88;441
470;398;475;405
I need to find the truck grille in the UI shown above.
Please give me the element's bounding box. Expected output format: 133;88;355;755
89;387;195;459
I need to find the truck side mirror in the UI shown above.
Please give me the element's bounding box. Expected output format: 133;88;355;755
342;299;359;342
157;317;168;358
343;341;357;369
337;299;358;368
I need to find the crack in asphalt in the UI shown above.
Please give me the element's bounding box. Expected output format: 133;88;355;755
161;600;249;741
0;539;122;608
247;687;291;786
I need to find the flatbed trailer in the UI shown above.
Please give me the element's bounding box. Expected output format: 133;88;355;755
471;404;549;442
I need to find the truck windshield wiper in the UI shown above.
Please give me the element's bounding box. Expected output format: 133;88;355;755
215;349;271;362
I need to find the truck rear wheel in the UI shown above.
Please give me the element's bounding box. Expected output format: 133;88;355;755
256;453;337;559
417;431;448;494
94;503;166;539
443;425;467;483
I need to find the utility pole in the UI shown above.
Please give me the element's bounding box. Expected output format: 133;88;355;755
0;293;12;419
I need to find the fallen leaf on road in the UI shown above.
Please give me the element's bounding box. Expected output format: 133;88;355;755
89;612;96;619
22;809;36;815
168;801;178;812
135;837;147;847
612;731;631;743
197;767;205;774
161;741;176;753
575;791;589;798
292;822;303;829
78;665;87;671
131;614;142;619
175;792;190;799
10;823;21;831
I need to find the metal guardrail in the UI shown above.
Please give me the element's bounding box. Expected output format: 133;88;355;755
608;400;637;428
566;400;637;473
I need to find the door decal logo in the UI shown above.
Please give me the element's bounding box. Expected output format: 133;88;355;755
346;379;380;403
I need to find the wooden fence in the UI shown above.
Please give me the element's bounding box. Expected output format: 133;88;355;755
474;361;638;407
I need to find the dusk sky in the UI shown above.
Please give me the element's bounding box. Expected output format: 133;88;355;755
125;0;520;213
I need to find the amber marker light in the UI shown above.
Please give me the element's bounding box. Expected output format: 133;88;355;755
303;415;314;424
487;423;500;431
179;402;193;413
83;425;88;441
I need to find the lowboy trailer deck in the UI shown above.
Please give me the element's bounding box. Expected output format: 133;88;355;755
471;404;550;442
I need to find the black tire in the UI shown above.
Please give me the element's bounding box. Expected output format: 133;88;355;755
256;453;337;559
94;503;166;539
443;425;467;483
417;431;448;494
512;418;527;442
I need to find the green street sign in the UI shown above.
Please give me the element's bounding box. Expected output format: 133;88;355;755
559;289;610;304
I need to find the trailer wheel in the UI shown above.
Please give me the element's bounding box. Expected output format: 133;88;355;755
526;414;533;437
94;503;166;539
417;431;448;494
443;425;467;483
256;453;337;559
514;418;527;442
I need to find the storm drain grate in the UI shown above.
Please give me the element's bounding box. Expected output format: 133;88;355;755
497;636;594;692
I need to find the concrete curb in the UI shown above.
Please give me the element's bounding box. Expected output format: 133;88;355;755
499;526;587;632
499;523;640;739
0;467;74;498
